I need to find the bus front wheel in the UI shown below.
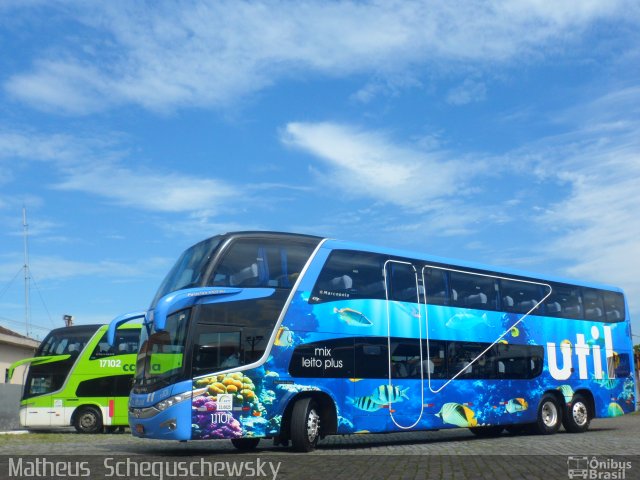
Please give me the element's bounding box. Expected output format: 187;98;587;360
73;407;103;434
231;438;260;451
534;394;562;435
562;394;591;433
290;397;321;452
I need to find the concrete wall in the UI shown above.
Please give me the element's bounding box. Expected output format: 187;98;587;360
0;383;22;431
0;335;38;384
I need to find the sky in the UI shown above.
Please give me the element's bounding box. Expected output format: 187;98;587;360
0;1;639;342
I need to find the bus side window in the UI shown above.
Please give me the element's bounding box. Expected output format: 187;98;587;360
583;288;604;321
500;279;543;314
613;353;631;377
546;284;582;319
423;268;448;305
494;344;543;379
386;262;418;303
422;340;446;378
390;339;420;378
449;272;497;310
311;251;386;303
354;338;388;378
603;291;625;322
448;342;477;377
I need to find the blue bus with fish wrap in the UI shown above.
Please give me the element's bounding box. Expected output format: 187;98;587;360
110;231;636;451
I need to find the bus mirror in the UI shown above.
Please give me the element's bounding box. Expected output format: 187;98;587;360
107;311;147;346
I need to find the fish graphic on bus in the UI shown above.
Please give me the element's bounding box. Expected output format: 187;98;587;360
436;402;478;428
592;376;618;390
607;402;624;417
274;326;295;347
445;312;493;330
349;396;383;412
505;398;528;414
558;385;575;403
350;384;410;412
371;385;409;404
334;307;373;326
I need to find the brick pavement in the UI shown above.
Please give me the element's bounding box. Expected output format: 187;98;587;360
1;415;639;479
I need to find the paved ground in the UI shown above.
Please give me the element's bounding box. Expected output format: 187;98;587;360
1;414;639;479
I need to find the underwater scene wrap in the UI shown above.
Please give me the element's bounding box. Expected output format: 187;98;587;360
192;289;635;439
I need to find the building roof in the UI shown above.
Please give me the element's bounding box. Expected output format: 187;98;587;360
0;324;40;349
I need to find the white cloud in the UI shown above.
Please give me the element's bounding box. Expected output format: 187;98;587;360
281;121;481;209
0;254;171;283
446;78;487;106
539;137;640;297
0;129;241;213
4;0;638;113
281;93;640;327
54;163;239;213
5;61;110;115
502;88;640;323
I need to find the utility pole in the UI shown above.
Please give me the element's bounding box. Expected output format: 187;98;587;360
23;206;31;337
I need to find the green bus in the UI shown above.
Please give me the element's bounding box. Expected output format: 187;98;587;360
9;322;141;433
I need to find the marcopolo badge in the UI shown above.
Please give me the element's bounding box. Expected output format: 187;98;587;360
217;394;233;411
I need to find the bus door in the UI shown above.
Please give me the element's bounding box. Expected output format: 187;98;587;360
21;371;54;428
21;360;70;428
383;260;424;429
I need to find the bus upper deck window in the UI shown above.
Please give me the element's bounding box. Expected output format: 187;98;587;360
603;291;625;322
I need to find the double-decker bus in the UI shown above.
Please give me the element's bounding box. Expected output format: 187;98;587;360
109;232;636;451
9;322;141;433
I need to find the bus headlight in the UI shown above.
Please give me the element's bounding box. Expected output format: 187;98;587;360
155;391;193;411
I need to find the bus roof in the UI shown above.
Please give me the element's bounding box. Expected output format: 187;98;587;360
45;324;102;336
321;238;624;294
211;231;623;294
220;231;323;242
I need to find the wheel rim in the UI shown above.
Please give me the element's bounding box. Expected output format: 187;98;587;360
572;402;588;426
306;408;320;442
80;413;96;429
541;401;558;427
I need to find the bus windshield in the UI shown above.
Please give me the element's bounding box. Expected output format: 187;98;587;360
37;325;100;357
135;309;189;389
134;235;320;392
24;325;101;400
151;236;222;308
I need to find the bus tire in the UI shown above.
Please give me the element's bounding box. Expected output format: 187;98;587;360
469;425;504;437
73;406;103;434
290;397;321;452
231;438;260;451
534;394;562;435
563;393;591;433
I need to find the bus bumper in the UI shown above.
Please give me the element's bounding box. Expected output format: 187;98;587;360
129;395;192;441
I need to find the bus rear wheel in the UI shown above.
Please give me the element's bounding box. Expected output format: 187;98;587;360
563;394;591;433
290;397;321;452
534;394;562;435
231;438;261;451
73;406;103;434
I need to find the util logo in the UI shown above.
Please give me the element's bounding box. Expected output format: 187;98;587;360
547;325;616;381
